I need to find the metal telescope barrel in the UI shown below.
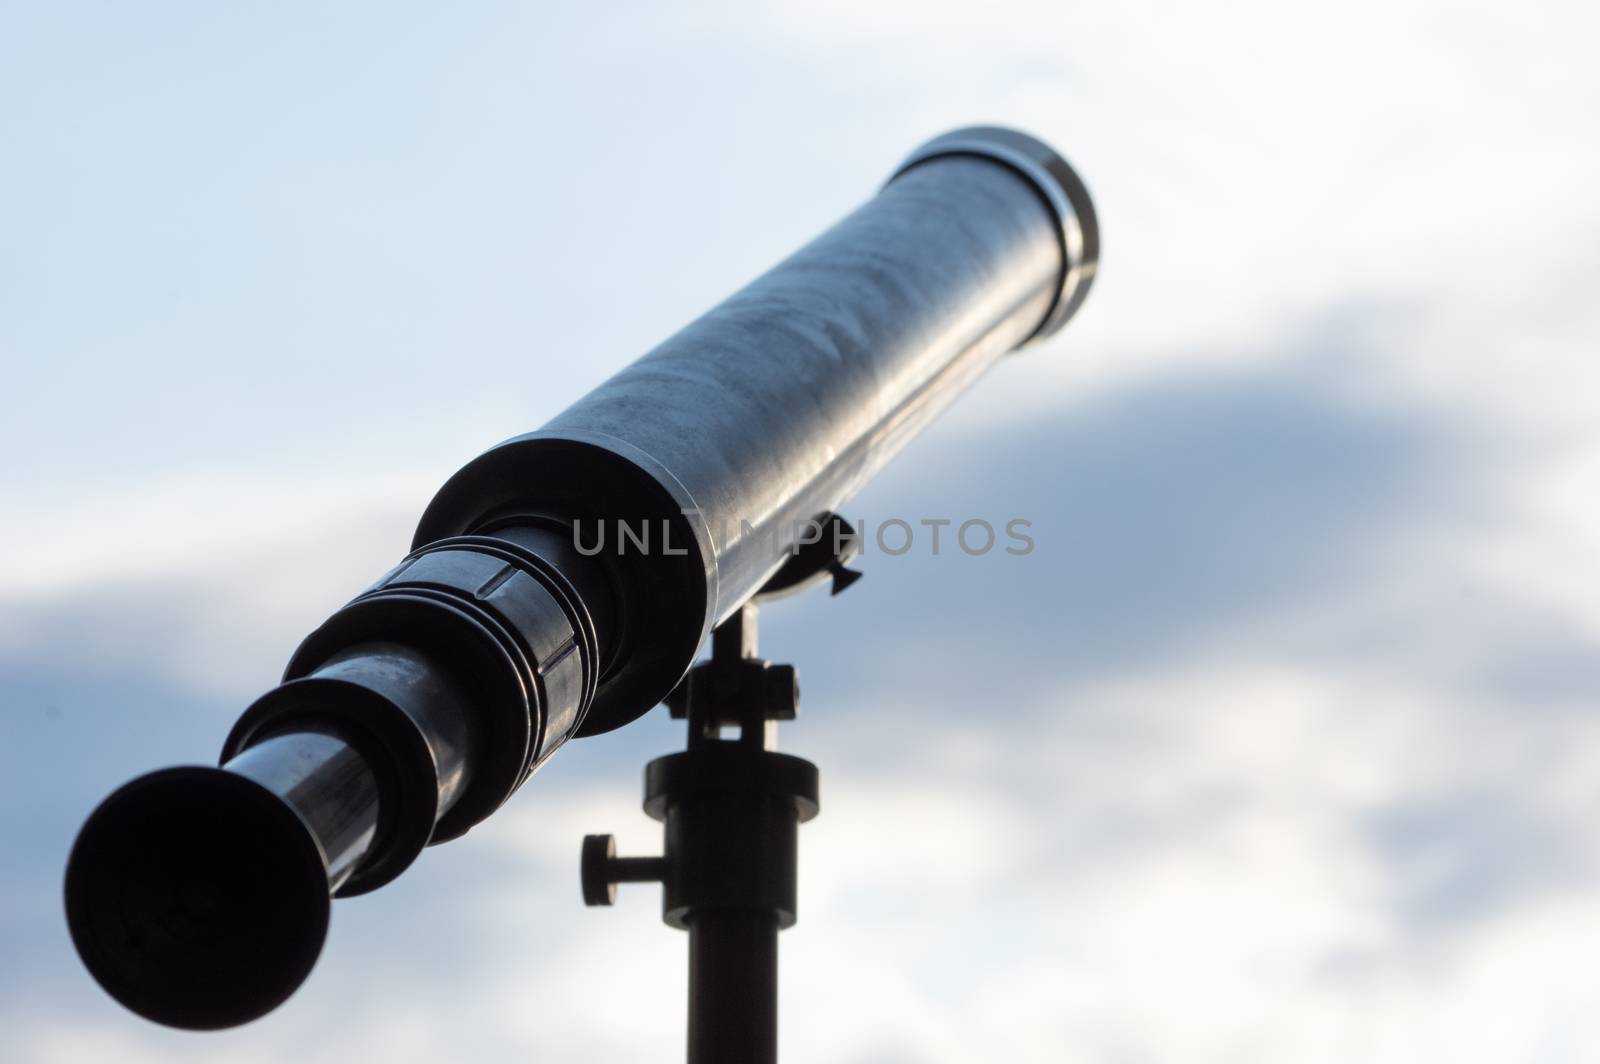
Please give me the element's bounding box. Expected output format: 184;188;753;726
64;126;1099;1029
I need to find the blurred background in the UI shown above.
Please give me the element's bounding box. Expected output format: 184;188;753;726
3;2;1597;1061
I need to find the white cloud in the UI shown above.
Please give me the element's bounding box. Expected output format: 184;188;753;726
0;468;430;694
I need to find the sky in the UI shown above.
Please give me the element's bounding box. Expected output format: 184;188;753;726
3;1;1599;1061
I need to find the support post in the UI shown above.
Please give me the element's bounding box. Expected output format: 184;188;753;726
582;602;819;1064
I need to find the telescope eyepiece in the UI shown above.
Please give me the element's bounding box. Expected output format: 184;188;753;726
64;767;333;1030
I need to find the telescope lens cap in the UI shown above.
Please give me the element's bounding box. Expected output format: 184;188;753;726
64;767;331;1030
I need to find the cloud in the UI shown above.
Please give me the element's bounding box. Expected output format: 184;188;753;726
776;309;1468;695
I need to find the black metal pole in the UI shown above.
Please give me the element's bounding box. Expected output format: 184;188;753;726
688;911;779;1064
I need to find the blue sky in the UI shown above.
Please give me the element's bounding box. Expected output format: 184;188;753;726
4;2;1600;1061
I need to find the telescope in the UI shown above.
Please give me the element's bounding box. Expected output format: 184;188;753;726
64;126;1098;1041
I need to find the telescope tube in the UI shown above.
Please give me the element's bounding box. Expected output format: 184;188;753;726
65;126;1098;1028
